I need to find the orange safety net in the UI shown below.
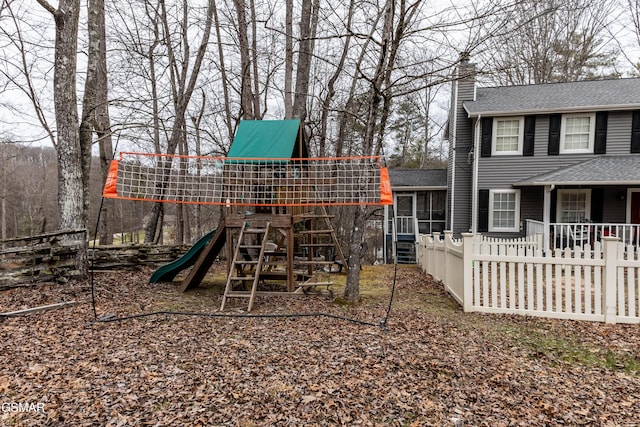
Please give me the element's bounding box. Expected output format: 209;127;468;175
103;152;393;206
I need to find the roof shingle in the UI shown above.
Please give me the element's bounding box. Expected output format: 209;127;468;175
389;169;447;188
464;78;640;117
514;155;640;186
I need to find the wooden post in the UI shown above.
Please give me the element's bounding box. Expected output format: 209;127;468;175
287;226;294;292
226;227;233;275
602;236;619;324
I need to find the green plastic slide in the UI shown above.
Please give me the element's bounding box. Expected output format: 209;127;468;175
149;229;216;283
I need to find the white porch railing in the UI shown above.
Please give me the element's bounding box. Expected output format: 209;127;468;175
525;219;544;237
417;232;640;324
395;216;415;235
525;219;640;250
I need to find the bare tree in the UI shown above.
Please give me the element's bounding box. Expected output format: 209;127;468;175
0;143;58;238
315;0;355;157
80;0;114;244
233;0;255;119
0;141;17;241
190;91;206;238
0;2;56;146
37;0;87;231
481;0;619;84
143;0;216;243
625;0;640;74
212;0;234;142
290;0;320;120
0;0;9;17
343;0;421;302
283;0;294;118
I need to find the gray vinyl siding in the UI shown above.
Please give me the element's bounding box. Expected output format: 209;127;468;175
477;111;636;189
476;111;636;235
446;95;455;230
601;186;627;223
452;152;472;233
447;64;476;234
520;187;544;222
478;187;542;238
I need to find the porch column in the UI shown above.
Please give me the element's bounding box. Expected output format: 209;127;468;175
543;185;553;253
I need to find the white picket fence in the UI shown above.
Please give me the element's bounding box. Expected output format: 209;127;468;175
417;232;640;324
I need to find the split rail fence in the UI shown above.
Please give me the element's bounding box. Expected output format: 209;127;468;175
417;232;640;324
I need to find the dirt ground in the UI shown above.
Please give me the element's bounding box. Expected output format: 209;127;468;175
1;264;640;426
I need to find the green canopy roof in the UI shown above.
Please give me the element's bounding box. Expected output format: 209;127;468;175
227;119;308;159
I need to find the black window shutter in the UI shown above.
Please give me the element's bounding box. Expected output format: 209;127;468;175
594;112;608;154
632;111;640;153
480;118;493;157
523;116;535;156
478;189;490;232
590;188;604;223
550;189;557;223
548;114;561;155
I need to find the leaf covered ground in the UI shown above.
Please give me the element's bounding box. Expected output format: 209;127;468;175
1;264;640;426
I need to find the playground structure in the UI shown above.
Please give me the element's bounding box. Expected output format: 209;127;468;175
104;120;392;311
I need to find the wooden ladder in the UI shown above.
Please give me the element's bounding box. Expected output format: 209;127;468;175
296;206;347;275
319;205;347;269
220;222;271;312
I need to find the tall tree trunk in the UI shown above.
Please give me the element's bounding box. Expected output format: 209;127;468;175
335;4;386;297
191;91;206;238
421;85;431;168
212;1;234;143
177;126;186;244
318;0;354;157
80;0;114;245
142;2;163;243
37;0;85;232
344;206;366;302
144;0;215;242
335;7;382;157
1;153;6;243
343;0;401;302
233;0;254;119
249;0;261;118
283;0;293;118
291;0;317;120
148;1;162;155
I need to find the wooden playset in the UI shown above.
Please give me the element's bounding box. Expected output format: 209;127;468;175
103;119;391;311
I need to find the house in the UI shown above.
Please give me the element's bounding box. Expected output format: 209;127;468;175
384;168;447;262
447;59;640;250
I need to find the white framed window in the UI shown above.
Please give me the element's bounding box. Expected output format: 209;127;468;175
556;189;591;223
560;113;595;153
489;189;520;232
492;117;524;155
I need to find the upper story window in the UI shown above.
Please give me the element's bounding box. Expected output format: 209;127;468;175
560;113;595;153
492;117;524;155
